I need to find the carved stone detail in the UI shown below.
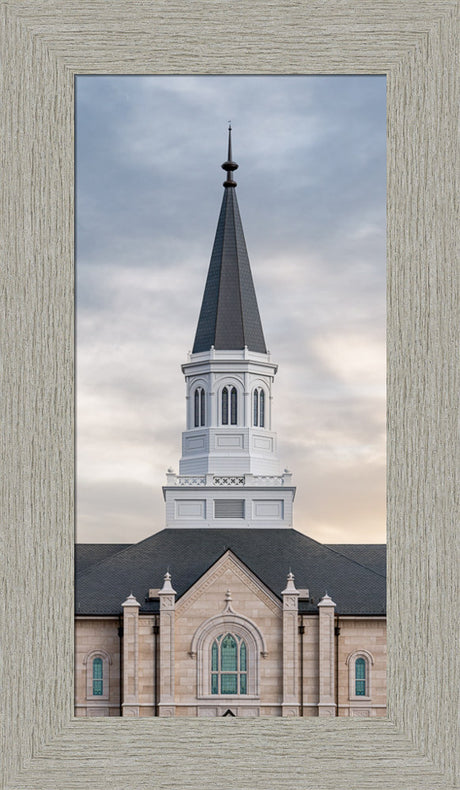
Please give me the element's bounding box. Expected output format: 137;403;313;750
175;551;281;616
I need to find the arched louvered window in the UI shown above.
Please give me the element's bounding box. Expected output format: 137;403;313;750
92;657;103;696
259;389;265;427
211;633;247;695
200;387;205;426
194;388;199;427
230;387;237;425
253;388;265;427
222;387;229;425
355;657;366;696
194;387;205;427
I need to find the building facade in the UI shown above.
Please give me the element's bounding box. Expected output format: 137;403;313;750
75;129;386;718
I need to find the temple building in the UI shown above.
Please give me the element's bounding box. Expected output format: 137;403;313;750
75;129;386;718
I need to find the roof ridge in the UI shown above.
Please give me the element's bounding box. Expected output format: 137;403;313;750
321;544;386;579
231;188;246;348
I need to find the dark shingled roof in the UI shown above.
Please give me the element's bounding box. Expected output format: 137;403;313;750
75;544;132;573
75;529;386;617
326;544;386;578
192;184;267;354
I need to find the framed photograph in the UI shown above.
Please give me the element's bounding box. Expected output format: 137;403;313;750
74;75;387;722
1;2;457;788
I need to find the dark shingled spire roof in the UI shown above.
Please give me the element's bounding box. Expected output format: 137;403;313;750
192;126;267;354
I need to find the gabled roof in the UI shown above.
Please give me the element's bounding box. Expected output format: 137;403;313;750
192;130;267;354
75;529;386;617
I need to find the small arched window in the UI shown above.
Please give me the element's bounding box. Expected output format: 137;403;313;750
84;650;111;700
222;387;229;425
92;657;103;696
230;387;237;425
355;657;366;696
253;388;265;427
259;390;265;427
346;650;373;701
211;633;247;695
194;387;205;427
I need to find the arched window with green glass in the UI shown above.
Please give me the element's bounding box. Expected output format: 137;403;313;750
92;657;103;696
355;657;366;696
211;633;247;695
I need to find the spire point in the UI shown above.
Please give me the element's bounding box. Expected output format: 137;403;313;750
222;124;238;187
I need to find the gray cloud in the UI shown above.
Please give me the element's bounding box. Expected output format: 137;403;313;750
76;75;386;545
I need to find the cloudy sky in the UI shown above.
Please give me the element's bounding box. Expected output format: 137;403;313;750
76;75;386;546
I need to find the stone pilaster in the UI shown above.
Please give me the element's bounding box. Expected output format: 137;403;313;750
317;593;336;716
121;593;141;717
158;572;176;717
281;572;300;716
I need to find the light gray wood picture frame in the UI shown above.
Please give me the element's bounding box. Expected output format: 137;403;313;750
1;1;458;788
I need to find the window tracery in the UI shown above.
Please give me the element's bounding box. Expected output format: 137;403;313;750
190;607;267;698
211;633;248;695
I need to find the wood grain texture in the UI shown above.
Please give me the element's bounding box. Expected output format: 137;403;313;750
0;1;458;788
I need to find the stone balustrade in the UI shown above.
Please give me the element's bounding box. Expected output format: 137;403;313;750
168;473;290;487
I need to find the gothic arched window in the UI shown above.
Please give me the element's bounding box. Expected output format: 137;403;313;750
83;650;111;700
259;389;265;427
200;387;205;426
253;388;265;427
355;657;366;696
230;387;237;425
211;633;247;695
222;387;229;425
92;657;103;696
194;387;205;427
346;650;373;701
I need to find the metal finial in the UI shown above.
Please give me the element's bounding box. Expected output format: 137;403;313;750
227;124;232;161
222;124;238;187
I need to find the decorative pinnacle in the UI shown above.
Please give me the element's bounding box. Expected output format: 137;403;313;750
282;572;299;596
221;123;238;187
159;571;176;595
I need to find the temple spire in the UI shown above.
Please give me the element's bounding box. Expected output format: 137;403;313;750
192;127;267;354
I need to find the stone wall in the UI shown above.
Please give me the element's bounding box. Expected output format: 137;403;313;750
74;618;121;717
337;617;387;717
172;554;283;716
74;601;386;718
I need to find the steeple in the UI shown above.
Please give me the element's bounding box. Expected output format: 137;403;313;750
162;128;295;529
192;126;267;355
